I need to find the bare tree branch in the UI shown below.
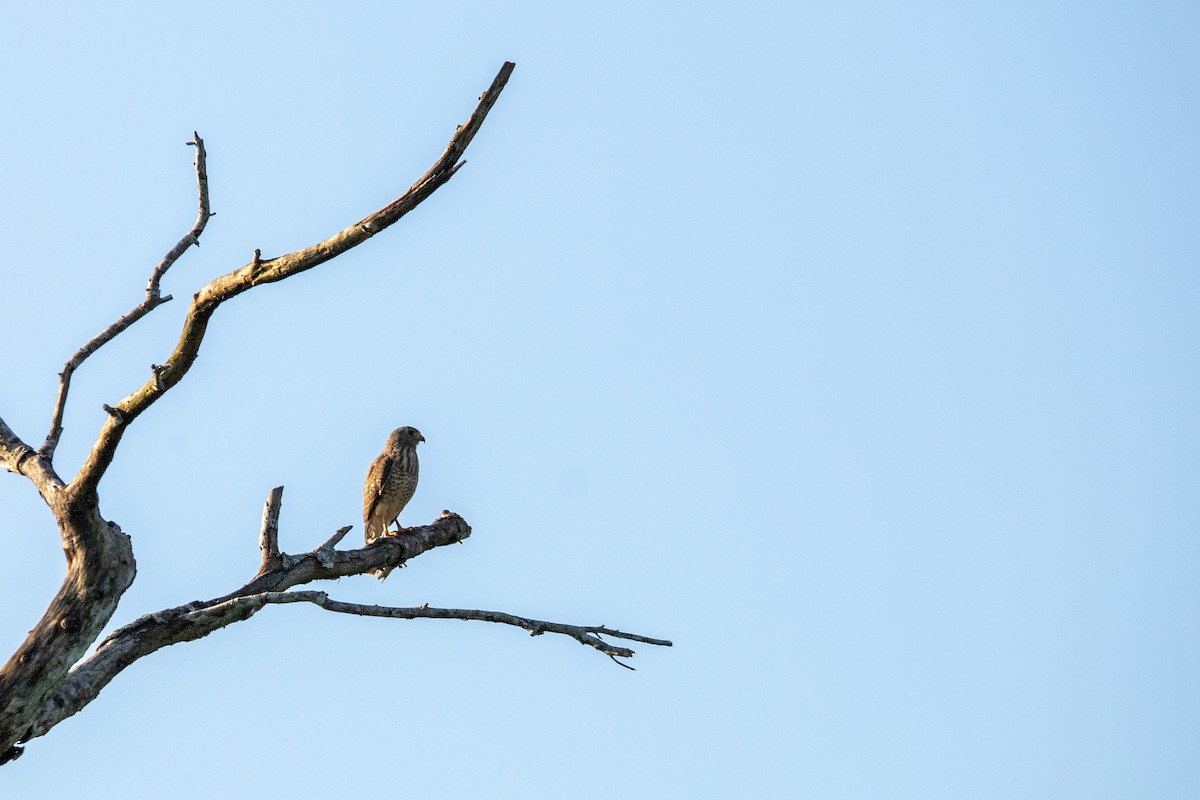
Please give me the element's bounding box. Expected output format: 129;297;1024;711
23;507;472;739
272;594;674;660
173;591;671;663
0;417;64;499
148;132;212;297
70;61;516;499
39;133;212;462
22;491;666;743
314;525;352;569
0;417;35;477
3;62;670;767
258;485;284;567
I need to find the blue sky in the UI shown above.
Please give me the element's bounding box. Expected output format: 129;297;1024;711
2;2;1198;797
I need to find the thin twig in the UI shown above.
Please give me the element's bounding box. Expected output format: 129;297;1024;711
147;132;210;298
40;133;212;461
226;592;673;660
608;654;636;671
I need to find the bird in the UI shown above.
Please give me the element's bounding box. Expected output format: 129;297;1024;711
363;426;425;579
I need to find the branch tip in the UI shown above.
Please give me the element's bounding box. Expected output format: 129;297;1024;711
314;525;352;568
43;126;212;465
259;486;284;565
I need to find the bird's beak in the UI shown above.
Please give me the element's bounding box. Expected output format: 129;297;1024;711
419;434;426;442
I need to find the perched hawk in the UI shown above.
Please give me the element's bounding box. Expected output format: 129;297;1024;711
363;426;424;579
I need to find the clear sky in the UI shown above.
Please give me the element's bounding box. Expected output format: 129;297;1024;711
2;2;1198;797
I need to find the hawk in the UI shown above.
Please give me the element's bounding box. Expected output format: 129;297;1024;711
363;426;424;579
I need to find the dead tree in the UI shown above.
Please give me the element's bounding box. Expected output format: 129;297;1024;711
0;62;670;766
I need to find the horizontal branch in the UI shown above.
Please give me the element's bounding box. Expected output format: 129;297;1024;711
69;62;515;499
26;499;668;741
25;511;476;741
40;133;212;462
255;592;674;660
175;592;651;658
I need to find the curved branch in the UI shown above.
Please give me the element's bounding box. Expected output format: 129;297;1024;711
147;132;212;298
40;133;212;462
69;62;516;498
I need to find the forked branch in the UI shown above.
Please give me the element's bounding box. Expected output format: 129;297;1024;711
69;62;516;498
40;133;211;462
23;490;668;741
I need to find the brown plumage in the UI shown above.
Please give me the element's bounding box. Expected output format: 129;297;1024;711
363;426;424;579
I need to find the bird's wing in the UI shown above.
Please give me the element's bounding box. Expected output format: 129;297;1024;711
363;452;393;524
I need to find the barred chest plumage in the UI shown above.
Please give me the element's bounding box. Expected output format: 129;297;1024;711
386;445;419;508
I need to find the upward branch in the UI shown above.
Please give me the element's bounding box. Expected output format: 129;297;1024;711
40;133;212;462
69;61;516;498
